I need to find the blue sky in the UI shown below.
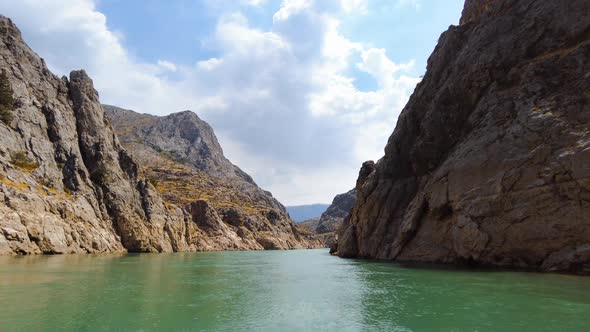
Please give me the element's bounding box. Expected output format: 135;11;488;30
0;0;463;205
96;0;462;78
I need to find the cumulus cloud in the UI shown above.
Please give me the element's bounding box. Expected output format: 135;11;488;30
0;0;419;205
273;0;313;22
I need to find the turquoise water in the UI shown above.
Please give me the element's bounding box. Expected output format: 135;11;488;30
0;249;589;331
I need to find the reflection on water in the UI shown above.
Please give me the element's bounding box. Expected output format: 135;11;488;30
0;250;589;331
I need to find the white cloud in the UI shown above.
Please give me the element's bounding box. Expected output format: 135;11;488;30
217;13;290;55
339;0;369;14
357;48;416;85
0;0;198;116
273;0;313;22
197;58;224;71
0;0;419;205
157;60;177;72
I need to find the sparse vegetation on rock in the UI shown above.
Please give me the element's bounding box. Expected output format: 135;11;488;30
0;69;15;125
10;151;38;172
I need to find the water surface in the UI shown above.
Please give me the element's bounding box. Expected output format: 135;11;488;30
0;249;588;331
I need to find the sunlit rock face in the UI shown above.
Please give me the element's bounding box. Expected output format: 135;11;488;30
0;16;319;255
336;0;590;274
105;105;321;251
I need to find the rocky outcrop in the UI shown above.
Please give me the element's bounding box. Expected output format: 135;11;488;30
299;217;320;233
104;106;255;184
104;106;320;251
316;189;356;234
299;189;356;248
336;0;590;274
0;16;318;255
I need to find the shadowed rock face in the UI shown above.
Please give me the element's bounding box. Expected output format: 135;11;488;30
0;16;319;255
298;189;356;248
316;189;356;234
336;0;590;274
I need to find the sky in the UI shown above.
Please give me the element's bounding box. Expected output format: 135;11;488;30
0;0;463;205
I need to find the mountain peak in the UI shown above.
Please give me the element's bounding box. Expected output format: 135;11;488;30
104;105;255;184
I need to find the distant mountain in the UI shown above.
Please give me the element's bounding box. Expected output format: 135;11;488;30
298;189;356;248
287;204;330;222
104;105;321;250
316;189;356;234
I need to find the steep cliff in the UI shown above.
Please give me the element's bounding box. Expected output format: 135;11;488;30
336;0;590;274
0;16;318;254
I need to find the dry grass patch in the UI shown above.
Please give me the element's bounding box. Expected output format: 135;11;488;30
10;151;39;172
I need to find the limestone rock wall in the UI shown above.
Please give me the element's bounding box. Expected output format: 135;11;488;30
336;0;590;274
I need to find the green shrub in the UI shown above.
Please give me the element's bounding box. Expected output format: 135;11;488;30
0;69;15;125
10;151;39;172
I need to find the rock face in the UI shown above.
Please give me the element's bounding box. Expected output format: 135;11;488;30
104;106;320;251
0;16;318;255
104;106;255;184
299;217;320;233
300;189;356;248
316;189;356;234
336;0;590;274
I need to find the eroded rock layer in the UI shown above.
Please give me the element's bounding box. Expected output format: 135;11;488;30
0;16;318;254
336;0;590;274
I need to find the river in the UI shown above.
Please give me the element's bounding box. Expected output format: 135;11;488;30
0;249;589;331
